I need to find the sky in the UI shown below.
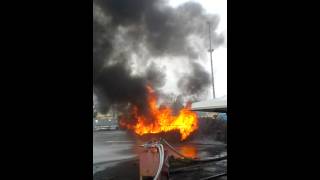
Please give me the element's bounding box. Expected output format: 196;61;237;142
167;0;227;99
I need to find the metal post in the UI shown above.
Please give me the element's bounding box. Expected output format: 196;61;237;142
208;22;216;99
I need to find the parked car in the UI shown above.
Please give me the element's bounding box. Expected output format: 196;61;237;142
94;118;119;131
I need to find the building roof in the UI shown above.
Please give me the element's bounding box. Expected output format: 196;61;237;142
191;98;227;112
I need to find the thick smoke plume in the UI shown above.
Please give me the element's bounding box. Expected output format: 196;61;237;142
93;0;224;113
178;62;211;97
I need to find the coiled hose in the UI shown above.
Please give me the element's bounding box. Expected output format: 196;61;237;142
153;144;164;180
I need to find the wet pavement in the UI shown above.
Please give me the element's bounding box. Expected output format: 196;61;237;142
93;130;227;180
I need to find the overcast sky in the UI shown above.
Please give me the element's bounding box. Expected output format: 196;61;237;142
167;0;227;99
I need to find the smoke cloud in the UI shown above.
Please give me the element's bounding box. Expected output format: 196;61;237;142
93;0;224;113
177;62;211;97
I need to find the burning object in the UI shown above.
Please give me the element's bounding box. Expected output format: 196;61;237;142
119;85;198;141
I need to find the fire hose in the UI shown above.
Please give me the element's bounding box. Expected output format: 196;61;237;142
161;138;227;162
141;141;165;180
154;143;164;180
160;138;192;160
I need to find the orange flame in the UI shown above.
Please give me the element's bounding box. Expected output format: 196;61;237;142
179;145;197;158
120;85;198;141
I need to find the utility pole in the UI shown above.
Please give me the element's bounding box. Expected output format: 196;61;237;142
208;22;216;99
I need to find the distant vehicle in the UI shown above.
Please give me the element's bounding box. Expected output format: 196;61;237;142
94;118;119;131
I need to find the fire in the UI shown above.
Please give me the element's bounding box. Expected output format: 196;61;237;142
179;145;197;158
120;85;198;141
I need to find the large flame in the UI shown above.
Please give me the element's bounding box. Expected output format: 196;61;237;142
120;85;198;141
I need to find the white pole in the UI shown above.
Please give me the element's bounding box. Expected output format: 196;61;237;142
208;22;216;99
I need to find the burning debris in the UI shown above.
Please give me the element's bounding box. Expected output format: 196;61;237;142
119;85;198;141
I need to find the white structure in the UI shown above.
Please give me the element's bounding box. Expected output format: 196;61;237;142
191;97;227;112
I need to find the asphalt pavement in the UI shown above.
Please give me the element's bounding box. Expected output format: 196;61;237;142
93;130;227;180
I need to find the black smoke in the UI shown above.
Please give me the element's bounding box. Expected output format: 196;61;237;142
146;62;166;88
93;60;148;113
177;62;211;98
93;0;224;113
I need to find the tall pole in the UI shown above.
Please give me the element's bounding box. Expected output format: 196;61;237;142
208;22;216;99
